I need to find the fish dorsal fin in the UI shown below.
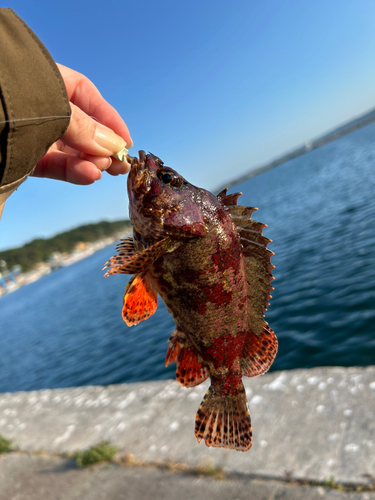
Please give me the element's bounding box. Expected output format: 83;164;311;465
122;272;158;326
165;329;209;388
103;237;176;276
229;205;275;337
217;189;242;207
216;188;228;199
240;324;278;377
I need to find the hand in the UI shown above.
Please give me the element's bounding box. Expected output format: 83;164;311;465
33;63;133;185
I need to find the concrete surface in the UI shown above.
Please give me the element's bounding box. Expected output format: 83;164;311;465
0;366;374;495
1;453;374;500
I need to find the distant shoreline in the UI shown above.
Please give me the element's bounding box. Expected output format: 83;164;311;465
216;107;375;193
0;222;132;298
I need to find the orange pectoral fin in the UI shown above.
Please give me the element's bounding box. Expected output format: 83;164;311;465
122;273;158;326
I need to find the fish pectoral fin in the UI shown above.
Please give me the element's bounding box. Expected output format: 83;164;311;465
122;272;158;326
103;237;176;276
240;324;278;377
165;329;209;388
103;237;136;275
195;381;252;451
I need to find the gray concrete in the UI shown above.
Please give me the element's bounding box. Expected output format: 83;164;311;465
1;453;374;500
0;367;374;487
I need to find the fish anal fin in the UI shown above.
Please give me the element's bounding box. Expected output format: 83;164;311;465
195;381;252;451
165;329;209;388
122;272;158;326
241;324;278;377
103;237;173;276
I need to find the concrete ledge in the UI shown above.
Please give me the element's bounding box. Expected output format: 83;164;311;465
0;367;374;485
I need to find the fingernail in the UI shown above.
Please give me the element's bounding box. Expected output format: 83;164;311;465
95;169;102;180
127;137;134;149
95;123;126;154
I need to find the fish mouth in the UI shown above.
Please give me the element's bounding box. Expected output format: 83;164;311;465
127;151;163;200
127;151;150;201
127;151;167;239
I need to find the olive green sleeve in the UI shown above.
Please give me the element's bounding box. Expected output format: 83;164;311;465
0;8;71;205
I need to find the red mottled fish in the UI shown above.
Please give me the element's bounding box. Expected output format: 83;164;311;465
103;151;277;451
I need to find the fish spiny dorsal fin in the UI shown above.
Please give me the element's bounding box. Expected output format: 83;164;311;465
216;188;228;199
103;237;176;276
218;191;242;207
227;205;259;223
229;205;275;337
165;329;209;387
122;272;158;326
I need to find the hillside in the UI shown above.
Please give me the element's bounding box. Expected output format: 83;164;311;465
0;220;131;272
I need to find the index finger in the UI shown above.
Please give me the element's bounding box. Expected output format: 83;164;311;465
56;63;133;148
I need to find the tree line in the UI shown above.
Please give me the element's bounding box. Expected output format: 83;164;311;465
0;220;131;272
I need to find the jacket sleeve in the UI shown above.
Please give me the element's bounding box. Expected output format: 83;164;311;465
0;8;71;206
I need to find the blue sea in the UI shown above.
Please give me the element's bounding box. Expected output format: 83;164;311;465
1;123;375;393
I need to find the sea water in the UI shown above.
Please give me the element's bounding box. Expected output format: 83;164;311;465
0;122;374;392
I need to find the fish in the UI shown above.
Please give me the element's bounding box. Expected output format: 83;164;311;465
103;151;277;451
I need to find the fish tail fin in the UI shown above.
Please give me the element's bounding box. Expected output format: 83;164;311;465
195;381;252;451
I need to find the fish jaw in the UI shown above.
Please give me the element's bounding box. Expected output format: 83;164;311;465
127;151;211;240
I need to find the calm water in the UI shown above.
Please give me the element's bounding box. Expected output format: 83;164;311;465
1;123;375;392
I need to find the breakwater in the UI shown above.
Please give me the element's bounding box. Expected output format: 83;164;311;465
1;366;374;486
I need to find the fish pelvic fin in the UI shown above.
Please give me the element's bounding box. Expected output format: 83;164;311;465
165;329;209;388
122;272;158;326
103;237;174;276
195;381;252;451
241;324;278;377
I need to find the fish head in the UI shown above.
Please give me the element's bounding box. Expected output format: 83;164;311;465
127;151;218;240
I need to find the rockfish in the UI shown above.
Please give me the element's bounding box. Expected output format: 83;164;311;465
103;151;277;451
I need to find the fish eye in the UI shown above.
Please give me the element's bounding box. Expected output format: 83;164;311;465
158;169;181;187
161;172;173;184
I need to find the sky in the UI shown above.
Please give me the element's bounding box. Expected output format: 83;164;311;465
1;0;375;251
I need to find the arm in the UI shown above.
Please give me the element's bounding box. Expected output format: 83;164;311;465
0;8;71;207
0;9;132;216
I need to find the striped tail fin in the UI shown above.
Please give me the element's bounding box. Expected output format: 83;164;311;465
195;381;252;451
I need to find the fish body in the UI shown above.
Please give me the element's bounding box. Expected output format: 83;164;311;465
104;151;277;451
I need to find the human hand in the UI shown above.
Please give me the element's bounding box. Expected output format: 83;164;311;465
33;63;133;185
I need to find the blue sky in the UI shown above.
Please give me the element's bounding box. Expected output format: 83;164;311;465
1;0;375;250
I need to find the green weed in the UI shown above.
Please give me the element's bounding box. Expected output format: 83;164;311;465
0;435;13;454
73;441;117;467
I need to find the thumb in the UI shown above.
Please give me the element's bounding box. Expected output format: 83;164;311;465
62;103;127;157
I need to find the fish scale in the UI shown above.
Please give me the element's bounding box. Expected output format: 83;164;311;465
103;151;278;451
